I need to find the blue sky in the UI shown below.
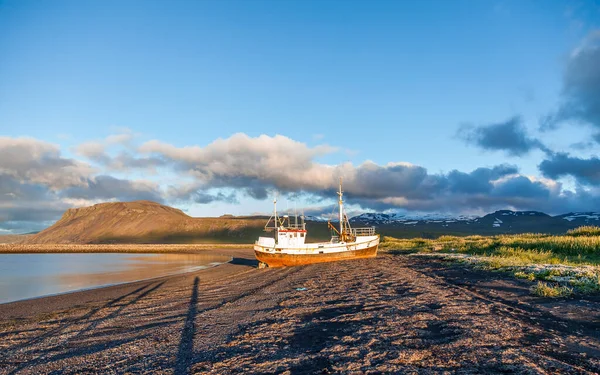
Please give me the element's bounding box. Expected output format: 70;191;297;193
1;0;600;232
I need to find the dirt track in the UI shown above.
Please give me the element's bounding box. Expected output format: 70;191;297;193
1;249;599;374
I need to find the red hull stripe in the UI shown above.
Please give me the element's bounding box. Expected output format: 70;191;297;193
255;244;378;267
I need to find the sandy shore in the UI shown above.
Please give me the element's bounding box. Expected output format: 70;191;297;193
0;243;250;253
1;249;600;374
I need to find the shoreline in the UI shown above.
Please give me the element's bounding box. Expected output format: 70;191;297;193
0;254;233;307
0;243;252;253
0;248;255;321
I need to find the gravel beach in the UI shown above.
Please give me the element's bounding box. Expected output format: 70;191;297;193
1;248;599;374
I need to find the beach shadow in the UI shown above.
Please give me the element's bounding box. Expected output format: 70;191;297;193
72;281;165;341
5;283;153;352
288;305;374;354
5;281;165;374
288;355;332;375
174;276;199;375
20;334;151;369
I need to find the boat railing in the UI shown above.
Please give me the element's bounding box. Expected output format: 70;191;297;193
280;223;306;230
351;227;376;236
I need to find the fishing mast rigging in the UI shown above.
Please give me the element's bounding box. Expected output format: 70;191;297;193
328;178;353;242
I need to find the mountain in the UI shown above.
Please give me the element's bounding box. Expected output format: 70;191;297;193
555;212;600;225
25;200;333;244
349;209;598;238
349;212;477;225
25;201;249;244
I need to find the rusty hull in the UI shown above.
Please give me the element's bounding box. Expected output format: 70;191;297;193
254;244;378;267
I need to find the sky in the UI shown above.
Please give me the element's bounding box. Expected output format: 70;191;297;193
1;0;600;233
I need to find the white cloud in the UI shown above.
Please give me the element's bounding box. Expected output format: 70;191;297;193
0;137;92;190
74;141;106;159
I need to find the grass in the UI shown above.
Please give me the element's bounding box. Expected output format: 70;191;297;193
382;226;600;297
566;226;600;237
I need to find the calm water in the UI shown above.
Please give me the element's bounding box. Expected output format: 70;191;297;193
0;253;231;304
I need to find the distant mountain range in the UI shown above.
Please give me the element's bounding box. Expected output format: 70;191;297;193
3;201;598;244
347;210;600;238
349;210;600;226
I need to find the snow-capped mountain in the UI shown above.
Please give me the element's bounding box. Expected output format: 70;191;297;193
303;215;329;222
332;209;600;236
556;212;600;224
349;212;478;225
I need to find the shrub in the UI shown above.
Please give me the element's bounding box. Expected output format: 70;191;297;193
531;282;573;297
569;275;600;294
514;271;535;281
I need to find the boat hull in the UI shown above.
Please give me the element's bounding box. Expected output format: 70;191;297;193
254;242;378;267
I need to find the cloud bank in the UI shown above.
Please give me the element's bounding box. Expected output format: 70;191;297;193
0;137;165;232
2;128;599;233
539;153;600;186
457;116;547;156
541;30;600;133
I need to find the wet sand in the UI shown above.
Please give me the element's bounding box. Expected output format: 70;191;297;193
1;248;599;374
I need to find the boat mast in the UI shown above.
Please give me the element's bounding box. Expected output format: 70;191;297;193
294;201;298;227
338;178;344;236
273;195;278;230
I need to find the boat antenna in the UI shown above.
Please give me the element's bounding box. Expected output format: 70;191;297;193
274;192;278;229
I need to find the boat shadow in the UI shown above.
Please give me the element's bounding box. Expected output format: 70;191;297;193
229;257;259;267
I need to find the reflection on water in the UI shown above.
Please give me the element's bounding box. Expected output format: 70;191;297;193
0;253;230;304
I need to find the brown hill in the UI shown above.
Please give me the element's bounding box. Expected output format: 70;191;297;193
25;201;273;244
0;234;32;244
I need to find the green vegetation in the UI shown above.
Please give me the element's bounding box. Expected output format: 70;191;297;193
566;225;600;237
532;282;573;297
382;226;600;297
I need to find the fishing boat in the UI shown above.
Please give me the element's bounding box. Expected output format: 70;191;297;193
254;180;380;268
